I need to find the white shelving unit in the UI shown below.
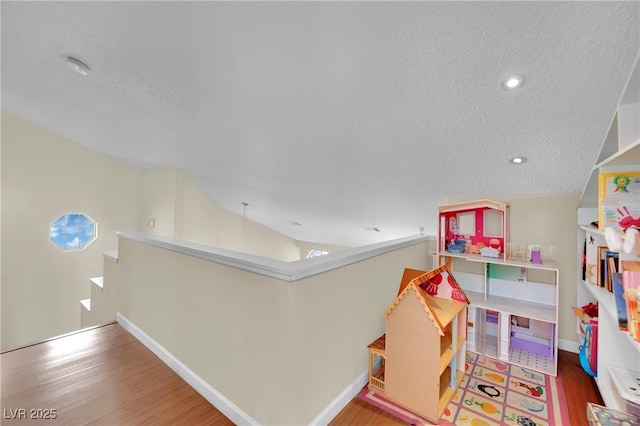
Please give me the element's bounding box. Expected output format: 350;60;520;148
576;53;640;414
439;252;559;376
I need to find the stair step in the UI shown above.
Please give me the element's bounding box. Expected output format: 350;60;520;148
90;276;104;289
80;299;91;312
103;250;118;263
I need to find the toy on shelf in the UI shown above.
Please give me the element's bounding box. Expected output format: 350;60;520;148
480;247;500;258
573;302;598;323
447;239;466;254
468;242;485;254
512;246;527;262
605;226;640;256
531;246;542;264
579;318;598;377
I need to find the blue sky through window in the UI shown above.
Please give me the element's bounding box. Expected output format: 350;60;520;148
50;213;96;250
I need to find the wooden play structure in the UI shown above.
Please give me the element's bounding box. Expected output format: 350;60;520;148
366;264;469;423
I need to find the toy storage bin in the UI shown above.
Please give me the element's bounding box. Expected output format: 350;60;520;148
608;366;640;416
587;402;640;426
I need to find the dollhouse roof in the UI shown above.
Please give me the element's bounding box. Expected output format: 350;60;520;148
437;199;507;213
397;264;470;304
384;265;469;336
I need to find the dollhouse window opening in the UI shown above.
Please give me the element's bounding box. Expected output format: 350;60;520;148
484;210;503;237
457;212;475;237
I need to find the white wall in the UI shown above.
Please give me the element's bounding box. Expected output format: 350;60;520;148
447;194;580;348
1;110;143;351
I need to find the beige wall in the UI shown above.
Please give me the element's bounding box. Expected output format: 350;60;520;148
1;112;304;350
143;167;301;261
1;111;143;351
113;236;429;425
447;194;579;347
142;167;178;238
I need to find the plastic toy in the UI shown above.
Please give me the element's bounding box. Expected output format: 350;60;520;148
605;226;639;255
468;242;485;254
448;239;466;254
480;247;500;258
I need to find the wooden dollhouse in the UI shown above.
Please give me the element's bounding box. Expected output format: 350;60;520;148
366;265;469;423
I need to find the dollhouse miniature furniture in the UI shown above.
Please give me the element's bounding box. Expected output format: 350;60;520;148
366;265;469;423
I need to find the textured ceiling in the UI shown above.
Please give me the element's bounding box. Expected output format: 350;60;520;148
2;1;639;247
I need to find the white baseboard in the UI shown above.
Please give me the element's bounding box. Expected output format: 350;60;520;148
116;313;259;426
558;337;579;354
116;313;574;426
308;369;368;426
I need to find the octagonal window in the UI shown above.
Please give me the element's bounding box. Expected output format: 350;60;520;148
50;213;97;251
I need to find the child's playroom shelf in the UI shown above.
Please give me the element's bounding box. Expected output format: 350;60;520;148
580;276;640;351
464;290;556;323
576;54;639;415
439;251;559;272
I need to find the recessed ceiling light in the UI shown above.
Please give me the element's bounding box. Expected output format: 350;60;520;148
504;75;525;89
65;56;90;76
510;156;526;164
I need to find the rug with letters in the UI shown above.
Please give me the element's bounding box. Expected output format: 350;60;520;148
358;351;570;426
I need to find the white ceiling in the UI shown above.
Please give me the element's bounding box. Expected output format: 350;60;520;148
2;1;639;247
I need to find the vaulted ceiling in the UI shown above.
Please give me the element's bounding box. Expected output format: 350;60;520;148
2;1;638;247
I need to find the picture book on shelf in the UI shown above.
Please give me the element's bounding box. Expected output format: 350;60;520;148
605;250;619;292
597;246;608;288
622;270;640;342
612;272;627;331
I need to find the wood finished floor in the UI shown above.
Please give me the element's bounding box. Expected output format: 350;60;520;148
1;323;603;425
1;323;234;426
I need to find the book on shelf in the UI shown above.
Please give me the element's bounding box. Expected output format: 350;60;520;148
605;250;619;292
597;246;608;288
622;270;640;343
612;272;627;331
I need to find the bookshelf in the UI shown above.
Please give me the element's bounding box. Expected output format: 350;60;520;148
576;54;640;414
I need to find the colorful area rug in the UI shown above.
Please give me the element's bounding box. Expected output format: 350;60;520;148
359;351;570;426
